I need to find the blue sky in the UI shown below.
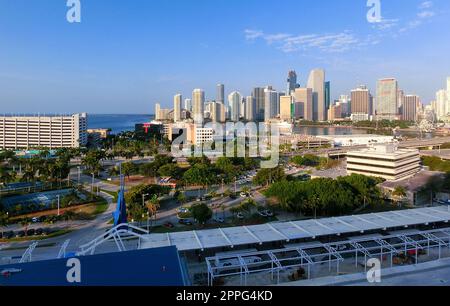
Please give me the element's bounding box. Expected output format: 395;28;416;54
0;0;449;114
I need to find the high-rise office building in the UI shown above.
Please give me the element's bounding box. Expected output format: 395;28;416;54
376;78;398;120
351;85;372;116
228;91;242;122
293;88;313;121
397;89;404;114
280;96;293;121
245;96;255;121
325;81;331;116
173;94;182;123
155;103;161;120
252;87;266;121
192;89;205;125
436;89;448;121
286;70;298;95
307;69;326;121
402;95;420;122
0;113;88;150
217;84;225;104
264;87;278;122
184;99;192;112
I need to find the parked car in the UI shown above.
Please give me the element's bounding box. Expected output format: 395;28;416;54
236;213;245;220
35;228;44;236
31;217;41;223
26;229;36;236
16;231;26;238
163;222;175;229
213;217;225;223
264;210;274;217
258;211;268;217
178;219;193;226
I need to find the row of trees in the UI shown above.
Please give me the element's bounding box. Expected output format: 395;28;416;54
265;174;384;217
290;154;341;170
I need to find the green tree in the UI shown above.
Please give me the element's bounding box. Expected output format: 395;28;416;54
191;203;213;225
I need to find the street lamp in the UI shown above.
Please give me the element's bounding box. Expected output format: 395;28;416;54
57;195;60;216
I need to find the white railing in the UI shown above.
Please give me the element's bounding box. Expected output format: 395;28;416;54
77;224;149;256
19;242;38;263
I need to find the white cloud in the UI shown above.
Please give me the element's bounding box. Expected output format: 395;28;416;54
419;1;433;10
417;10;435;19
244;29;365;54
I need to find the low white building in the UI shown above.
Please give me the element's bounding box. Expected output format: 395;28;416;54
324;134;395;147
346;144;421;181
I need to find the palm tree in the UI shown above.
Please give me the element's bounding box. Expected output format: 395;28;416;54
146;195;160;227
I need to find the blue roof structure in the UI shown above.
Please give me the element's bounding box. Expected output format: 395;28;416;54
0;246;186;286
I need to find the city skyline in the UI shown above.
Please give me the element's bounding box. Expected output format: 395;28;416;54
1;0;450;114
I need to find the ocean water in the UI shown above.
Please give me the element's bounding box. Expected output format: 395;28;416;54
88;114;154;134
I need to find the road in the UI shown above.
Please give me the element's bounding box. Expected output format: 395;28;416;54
0;190;116;263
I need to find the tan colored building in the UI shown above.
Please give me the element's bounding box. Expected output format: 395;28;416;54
174;94;182;123
293;88;313;121
0;113;88;150
327;104;342;121
402;95;420;122
279;96;293;121
346;145;421;181
351;85;372;115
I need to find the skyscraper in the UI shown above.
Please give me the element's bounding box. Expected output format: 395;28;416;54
280;96;293;121
397;89;404;114
192;89;205;125
173;94;182;123
228;91;242;122
217;84;225;104
264;87;278;122
184;99;192;112
351;85;372;116
293;88;313;121
245;96;255;121
307;69;326;121
155;103;161;120
286;70;298;95
252;87;266;121
325;81;331;116
376;78;398;120
402;95;420;122
436;89;447;121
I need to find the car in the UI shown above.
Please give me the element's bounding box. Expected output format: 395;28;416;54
213;217;225;223
35;228;44;236
16;231;26;238
240;192;247;198
4;231;14;239
163;222;175;229
264;210;274;217
236;213;245;220
218;256;262;268
31;217;41;223
178;219;193;226
258;211;268;217
177;207;189;214
26;229;36;236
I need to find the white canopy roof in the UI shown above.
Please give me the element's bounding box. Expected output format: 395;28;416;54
139;206;450;252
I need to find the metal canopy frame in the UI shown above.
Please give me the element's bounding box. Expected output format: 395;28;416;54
205;228;450;286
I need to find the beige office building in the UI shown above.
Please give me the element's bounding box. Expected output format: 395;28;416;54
174;94;182;123
0;113;88;150
279;96;293;121
192;89;205;125
293;88;313;121
307;69;326;121
376;78;399;120
346;145;421;181
351;85;372;115
402;95;420;122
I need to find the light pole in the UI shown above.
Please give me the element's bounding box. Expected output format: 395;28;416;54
142;193;150;230
77;166;81;186
57;195;60;216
